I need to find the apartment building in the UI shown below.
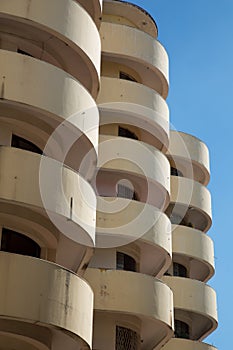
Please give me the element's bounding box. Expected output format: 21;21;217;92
0;0;217;349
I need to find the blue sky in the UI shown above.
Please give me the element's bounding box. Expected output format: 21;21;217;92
130;0;231;348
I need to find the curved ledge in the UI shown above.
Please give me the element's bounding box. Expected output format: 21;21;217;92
85;269;174;349
103;0;158;38
172;225;215;282
0;252;94;348
0;331;52;350
100;22;169;98
0;333;49;350
0;147;96;248
96;199;171;275
0;0;101;96
169;176;212;232
162;276;218;340
0;50;99;180
162;338;218;350
97;77;169;151
0;203;93;276
78;0;102;28
167;131;210;185
140;211;172;277
95;135;170;210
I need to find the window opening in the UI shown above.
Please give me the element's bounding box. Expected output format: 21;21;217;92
174;320;190;339
1;228;41;258
119;71;137;82
173;262;187;277
116;252;136;272
12;134;42;154
118;127;138;140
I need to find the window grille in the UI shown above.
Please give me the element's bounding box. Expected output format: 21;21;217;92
117;252;136;272
174;320;190;339
117;184;138;200
173;263;187;277
116;326;140;350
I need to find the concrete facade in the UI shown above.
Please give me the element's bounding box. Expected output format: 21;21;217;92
0;0;217;349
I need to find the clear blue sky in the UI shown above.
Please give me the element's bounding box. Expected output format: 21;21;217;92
130;0;231;348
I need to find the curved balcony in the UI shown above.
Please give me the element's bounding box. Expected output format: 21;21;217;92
0;206;93;276
162;276;218;340
0;252;93;349
172;225;215;282
140;211;171;277
0;333;50;350
167;131;210;185
103;0;158;38
100;22;169;98
162;338;218;350
96;200;171;276
0;147;96;265
95;135;170;210
168;176;212;232
0;50;99;180
85;269;174;349
0;0;100;97
97;77;169;151
78;0;102;28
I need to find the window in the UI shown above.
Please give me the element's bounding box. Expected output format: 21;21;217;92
117;184;138;200
170;212;183;225
174;320;190;339
170;211;194;228
171;167;183;177
17;48;33;57
119;71;137;82
117;252;136;272
11;134;42;154
1;228;41;258
173;263;187;277
118;127;138;140
116;326;140;350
